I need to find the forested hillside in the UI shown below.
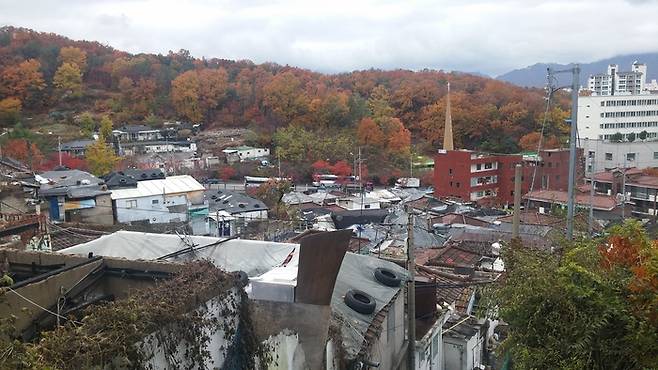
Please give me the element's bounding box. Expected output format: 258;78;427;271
0;26;570;177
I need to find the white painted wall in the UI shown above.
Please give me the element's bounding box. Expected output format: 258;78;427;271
114;193;188;224
578;95;658;141
144;291;240;369
443;332;483;370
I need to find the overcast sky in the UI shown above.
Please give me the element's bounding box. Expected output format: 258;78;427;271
2;0;658;76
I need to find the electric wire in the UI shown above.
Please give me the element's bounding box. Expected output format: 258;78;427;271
5;287;84;326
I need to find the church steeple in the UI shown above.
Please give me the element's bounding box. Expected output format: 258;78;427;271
443;82;454;151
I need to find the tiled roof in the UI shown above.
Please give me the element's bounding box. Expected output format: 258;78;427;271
627;175;658;189
524;189;618;211
495;212;562;226
592;167;643;182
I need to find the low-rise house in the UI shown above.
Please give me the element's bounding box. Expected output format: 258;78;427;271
60;139;96;157
0;248;284;369
337;196;381;210
591;168;658;217
37;169;113;225
328;252;408;369
222;146;270;163
0;156;29;175
443;315;485;370
524;188;621;220
110;175;207;230
119;140;197;156
205;189;268;237
104;169;165;189
113;124;164;142
59;229;358;369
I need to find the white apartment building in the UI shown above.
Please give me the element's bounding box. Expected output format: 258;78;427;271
579;62;658;173
587;62;647;96
577;94;658;142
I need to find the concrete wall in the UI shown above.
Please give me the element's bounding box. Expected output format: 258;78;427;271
144;292;240;370
580;138;658;174
67;194;114;225
251;300;332;370
115;194;188;224
443;332;483;370
416;319;445;370
368;292;406;370
0;258;103;333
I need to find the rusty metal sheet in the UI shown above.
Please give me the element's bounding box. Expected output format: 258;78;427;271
295;229;351;305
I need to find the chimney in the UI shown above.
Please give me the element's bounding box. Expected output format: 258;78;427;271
443;82;454;150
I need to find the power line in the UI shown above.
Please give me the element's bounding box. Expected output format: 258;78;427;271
5;287;83;326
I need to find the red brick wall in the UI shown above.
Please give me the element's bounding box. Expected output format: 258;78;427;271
434;149;583;206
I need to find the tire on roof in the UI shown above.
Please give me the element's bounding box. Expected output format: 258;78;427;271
344;289;376;315
374;267;401;287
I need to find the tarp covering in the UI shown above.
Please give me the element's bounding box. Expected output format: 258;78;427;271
58;230;297;277
330;253;408;359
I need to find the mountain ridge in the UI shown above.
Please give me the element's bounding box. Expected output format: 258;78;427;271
497;52;658;88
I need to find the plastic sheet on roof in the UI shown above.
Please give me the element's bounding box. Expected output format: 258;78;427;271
330;253;408;360
57;230;297;277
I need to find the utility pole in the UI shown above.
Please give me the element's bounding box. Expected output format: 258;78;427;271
546;65;579;239
406;211;416;370
588;159;595;236
621;168;627;218
358;147;362;192
58;136;62;167
512;164;522;238
566;65;580;240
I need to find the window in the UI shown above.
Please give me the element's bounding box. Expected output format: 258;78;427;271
152;199;159;205
450;181;453;187
431;334;439;358
484;162;493;169
449;168;453;175
126;200;137;209
654;152;658;160
476;163;482;171
456;182;460;188
605;152;613;161
588;151;595;159
626;153;636;161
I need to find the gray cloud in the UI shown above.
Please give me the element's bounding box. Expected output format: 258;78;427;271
1;0;658;76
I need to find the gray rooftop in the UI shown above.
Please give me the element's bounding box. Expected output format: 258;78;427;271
60;139;95;150
37;169;108;198
331;252;408;360
205;190;268;214
58;230;298;277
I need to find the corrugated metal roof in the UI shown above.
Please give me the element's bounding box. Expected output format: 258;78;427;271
110;175;204;199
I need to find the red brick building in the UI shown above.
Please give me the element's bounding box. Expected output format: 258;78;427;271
433;148;583;206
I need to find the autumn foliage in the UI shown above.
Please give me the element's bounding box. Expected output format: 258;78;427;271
0;26;572;178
